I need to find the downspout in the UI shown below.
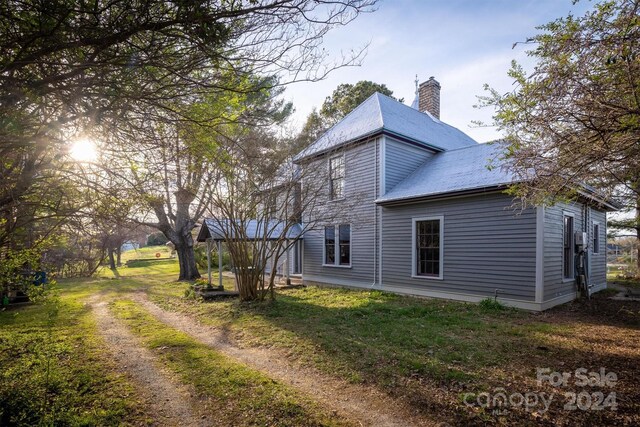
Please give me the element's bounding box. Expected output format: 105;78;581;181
584;204;591;294
371;138;378;288
378;139;384;289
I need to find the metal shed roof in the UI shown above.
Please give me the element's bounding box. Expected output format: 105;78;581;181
197;218;303;242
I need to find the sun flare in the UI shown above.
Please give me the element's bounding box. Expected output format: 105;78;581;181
69;138;98;162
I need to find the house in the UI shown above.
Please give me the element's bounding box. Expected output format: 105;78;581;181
289;77;617;311
198;77;617;310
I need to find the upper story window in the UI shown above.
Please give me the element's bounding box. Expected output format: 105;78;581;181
593;222;600;254
412;216;443;280
324;224;351;267
329;155;345;200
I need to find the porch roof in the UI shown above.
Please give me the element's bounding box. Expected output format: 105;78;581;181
196;218;303;242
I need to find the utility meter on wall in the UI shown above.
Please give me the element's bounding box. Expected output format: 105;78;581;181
574;231;588;250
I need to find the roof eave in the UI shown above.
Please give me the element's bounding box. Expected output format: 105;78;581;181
293;127;448;164
376;184;511;206
293;127;385;163
376;183;621;212
576;189;621;212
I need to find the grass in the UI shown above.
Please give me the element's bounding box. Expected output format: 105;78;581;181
96;245;236;289
111;299;351;427
4;248;639;425
607;272;640;290
146;273;640;425
149;284;548;389
0;285;144;426
0;247;183;426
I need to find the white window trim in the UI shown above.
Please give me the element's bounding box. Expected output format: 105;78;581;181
411;215;444;280
323;224;352;268
592;221;601;255
562;211;575;282
328;153;346;202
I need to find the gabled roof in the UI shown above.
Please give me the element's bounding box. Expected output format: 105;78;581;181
294;92;477;161
197;218;303;242
377;142;515;204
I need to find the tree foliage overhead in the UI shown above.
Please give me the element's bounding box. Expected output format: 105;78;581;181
0;0;376;278
0;0;375;237
483;0;639;205
481;0;640;270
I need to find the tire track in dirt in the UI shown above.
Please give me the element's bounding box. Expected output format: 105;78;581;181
131;292;440;427
88;296;207;427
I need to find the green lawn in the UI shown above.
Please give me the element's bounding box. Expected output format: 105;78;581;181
112;299;350;426
143;259;640;425
2;248;639;426
2;248;339;426
607;271;640;290
0;247;186;426
0;281;144;425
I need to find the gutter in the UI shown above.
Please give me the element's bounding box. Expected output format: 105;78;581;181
576;188;621;212
376;183;621;211
376;185;511;207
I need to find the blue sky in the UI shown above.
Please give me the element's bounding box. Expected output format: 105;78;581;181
284;0;594;142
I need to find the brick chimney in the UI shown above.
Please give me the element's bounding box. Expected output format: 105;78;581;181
418;77;441;119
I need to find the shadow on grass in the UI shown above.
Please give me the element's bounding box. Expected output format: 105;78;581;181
196;288;640;426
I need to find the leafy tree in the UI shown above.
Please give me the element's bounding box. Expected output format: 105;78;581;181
147;232;169;247
480;0;640;271
207;128;365;301
320;81;397;124
0;0;376;263
98;74;292;281
296;80;397;149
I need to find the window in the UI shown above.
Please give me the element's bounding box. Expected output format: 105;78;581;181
329;155;345;200
593;222;600;254
412;216;443;279
324;224;350;266
563;214;574;279
324;226;335;264
339;224;351;265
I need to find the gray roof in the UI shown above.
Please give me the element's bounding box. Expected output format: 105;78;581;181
294;92;477;161
377;142;516;204
197;219;303;242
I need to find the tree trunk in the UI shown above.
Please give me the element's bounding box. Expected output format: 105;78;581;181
174;233;200;281
636;199;640;274
108;248;116;270
116;246;122;267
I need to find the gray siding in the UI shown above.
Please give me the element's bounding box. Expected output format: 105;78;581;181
544;202;580;300
383;136;434;193
589;208;607;286
302;139;379;286
542;201;609;301
380;192;537;301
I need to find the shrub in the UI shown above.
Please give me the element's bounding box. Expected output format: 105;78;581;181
194;244;231;271
146;232;168;246
479;298;507;312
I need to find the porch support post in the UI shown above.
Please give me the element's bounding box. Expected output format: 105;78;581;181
218;240;223;289
270;241;276;279
206;238;212;286
285;242;291;285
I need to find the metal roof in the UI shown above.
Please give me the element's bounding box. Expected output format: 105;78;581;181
197;218;303;242
377;142;516;204
294;92;477;161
